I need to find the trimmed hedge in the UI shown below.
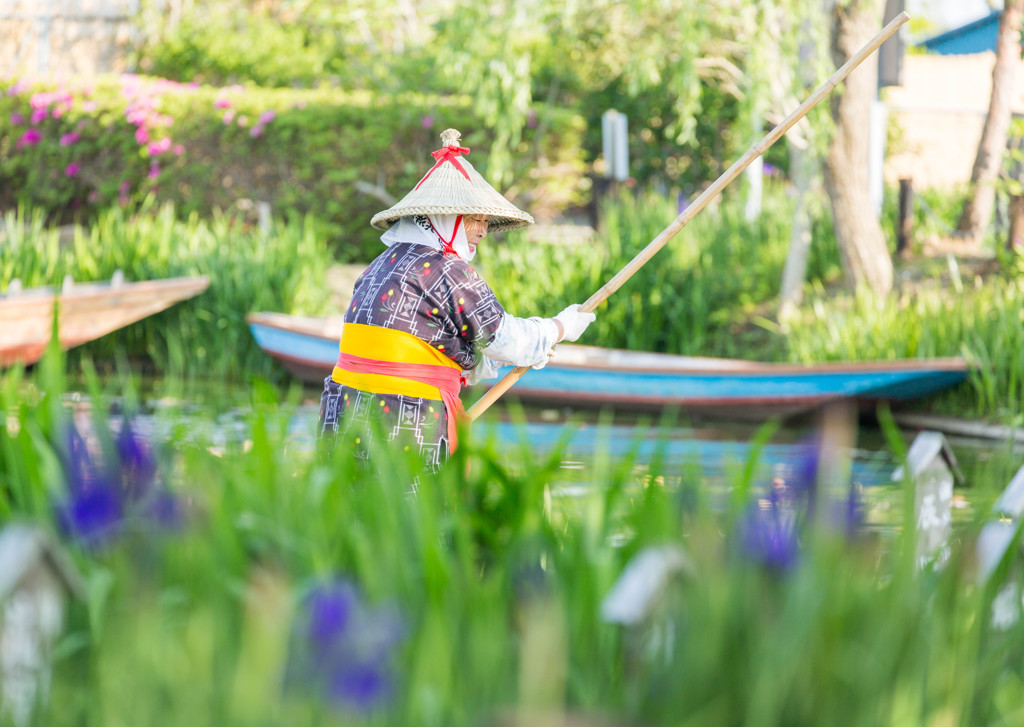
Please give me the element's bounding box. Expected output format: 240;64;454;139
0;75;588;261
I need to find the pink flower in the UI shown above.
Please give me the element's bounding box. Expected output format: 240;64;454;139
422;115;434;129
258;110;276;124
82;100;97;112
10;112;24;125
215;98;232;109
29;92;55;109
16;128;42;149
236;115;248;128
222;109;235;124
249;125;263;138
60;131;80;146
65;162;80;177
147;137;172;155
30;108;48;124
135;127;149;144
119;180;131;193
173;144;184;156
126;108;148;125
148;164;160;180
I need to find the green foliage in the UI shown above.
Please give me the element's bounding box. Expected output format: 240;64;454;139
0;75;587;262
879;183;967;248
780;273;1024;425
481;185;840;357
140;10;332;87
135;0;446;93
2;365;1024;725
999;117;1024;199
130;0;834;192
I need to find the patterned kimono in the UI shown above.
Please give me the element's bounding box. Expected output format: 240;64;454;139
318;242;505;472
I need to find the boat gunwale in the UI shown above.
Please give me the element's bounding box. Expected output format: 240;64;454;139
245;312;971;378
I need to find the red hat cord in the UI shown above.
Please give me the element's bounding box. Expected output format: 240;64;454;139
414;144;472;190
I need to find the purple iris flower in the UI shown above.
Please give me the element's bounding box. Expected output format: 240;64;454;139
63;425;93;492
54;425;123;546
145;490;185;530
328;661;392;710
53;417;184;548
55;480;124;547
115;419;158;500
740;489;800;572
784;438;821;495
291;580;405;713
771;438;821;518
307;581;357;645
829;483;866;537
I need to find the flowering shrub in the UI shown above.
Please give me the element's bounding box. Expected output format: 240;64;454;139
0;75;587;261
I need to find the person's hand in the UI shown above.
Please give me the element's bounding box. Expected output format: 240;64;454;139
553;304;596;342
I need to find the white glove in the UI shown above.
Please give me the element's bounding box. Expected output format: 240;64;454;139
532;349;555;370
553;304;596;342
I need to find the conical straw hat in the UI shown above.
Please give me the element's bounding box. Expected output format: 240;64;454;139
370;128;534;232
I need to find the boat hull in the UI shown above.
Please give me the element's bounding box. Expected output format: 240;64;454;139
1;275;210;367
246;311;971;418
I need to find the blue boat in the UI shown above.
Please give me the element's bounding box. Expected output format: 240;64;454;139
246;311;971;419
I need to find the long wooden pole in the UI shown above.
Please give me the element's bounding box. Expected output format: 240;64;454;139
467;11;909;422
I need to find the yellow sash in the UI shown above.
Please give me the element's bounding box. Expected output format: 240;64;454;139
331;323;461;400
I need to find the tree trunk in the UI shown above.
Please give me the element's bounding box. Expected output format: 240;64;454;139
823;0;892;298
956;0;1024;244
1008;195;1024;251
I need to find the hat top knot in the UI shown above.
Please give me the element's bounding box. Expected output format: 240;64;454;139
440;129;462;148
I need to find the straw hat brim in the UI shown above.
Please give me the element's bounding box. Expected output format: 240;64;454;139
371;205;534;233
371;149;534;232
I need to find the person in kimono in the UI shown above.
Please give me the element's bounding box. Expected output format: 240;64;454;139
318;128;595;473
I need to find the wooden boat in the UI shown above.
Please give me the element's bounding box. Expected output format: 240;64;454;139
246;311;971;418
1;272;210;367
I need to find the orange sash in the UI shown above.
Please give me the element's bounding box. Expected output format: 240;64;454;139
332;323;465;450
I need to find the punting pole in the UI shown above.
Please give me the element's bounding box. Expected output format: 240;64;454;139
466;11;910;422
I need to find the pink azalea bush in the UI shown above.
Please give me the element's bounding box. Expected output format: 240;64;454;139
0;73;578;258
